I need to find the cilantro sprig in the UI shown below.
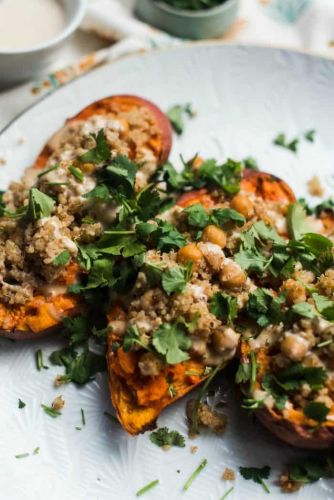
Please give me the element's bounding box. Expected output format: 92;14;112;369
149;427;185;448
239;466;271;493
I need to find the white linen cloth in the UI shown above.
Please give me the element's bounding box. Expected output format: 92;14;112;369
0;0;334;130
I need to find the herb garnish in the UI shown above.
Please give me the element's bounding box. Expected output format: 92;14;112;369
161;263;192;295
37;163;59;178
239;466;271;493
303;401;330;423
53;250;71;267
149;427;185;448
36;349;48;371
209;292;238;324
221;486;234;500
166;103;195;134
26;188;55;220
68;165;84;182
136;479;159;497
15;453;30;459
304;129;316;142
273;133;299;153
286;453;334;485
161;0;223;10
152;322;191;364
79;129;110;164
81;408;86;426
41;404;62;418
18;398;26;409
183;459;208;490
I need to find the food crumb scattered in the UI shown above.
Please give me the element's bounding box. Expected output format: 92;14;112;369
52;395;65;410
17;137;25;145
186;400;227;436
222;468;235;481
307;175;324;197
279;472;302;493
0;157;6;166
190;445;198;454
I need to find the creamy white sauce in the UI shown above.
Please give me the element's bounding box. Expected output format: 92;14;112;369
0;0;67;50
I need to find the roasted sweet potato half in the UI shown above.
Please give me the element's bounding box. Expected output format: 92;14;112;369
239;329;334;449
34;94;172;171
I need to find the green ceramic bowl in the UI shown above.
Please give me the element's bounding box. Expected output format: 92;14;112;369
135;0;239;40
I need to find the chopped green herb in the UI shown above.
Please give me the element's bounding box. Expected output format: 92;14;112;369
242;157;259;170
150;427;185;448
161;263;192;295
239;466;271;493
36;349;48;371
183;459;208;491
167;103;195;134
235;362;251;384
81;408;86;426
304;129;316;142
136;479;159;497
15;453;30;459
53;250;71;267
103;411;120;424
152;322;191;364
18;398;26;409
26;188;55;221
33;447;40;455
123;324;151;353
286;454;334;485
312;293;334;321
210;292;238;324
273;132;299;153
68;165;84;182
37;163;59;178
41;404;61;418
220;486;234;500
79;130;110;164
303;401;330;423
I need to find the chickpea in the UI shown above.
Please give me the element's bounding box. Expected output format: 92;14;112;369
282;279;306;305
230;194;254;218
138;352;163;377
190;337;207;356
108;320;127;336
177;243;203;265
212;327;240;353
219;259;246;289
202;225;227;248
280;334;309;362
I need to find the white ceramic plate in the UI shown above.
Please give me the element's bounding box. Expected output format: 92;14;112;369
0;44;334;500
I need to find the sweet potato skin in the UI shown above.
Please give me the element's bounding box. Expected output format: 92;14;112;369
256;405;334;449
34;95;172;169
241;169;296;203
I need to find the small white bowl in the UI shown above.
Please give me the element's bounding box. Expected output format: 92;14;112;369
0;0;87;87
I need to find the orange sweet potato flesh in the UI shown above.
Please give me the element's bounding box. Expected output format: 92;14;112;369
240;341;334;449
241;169;296;203
107;339;209;435
34;95;172;170
0;263;83;340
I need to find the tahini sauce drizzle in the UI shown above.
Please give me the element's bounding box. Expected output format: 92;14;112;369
0;0;67;50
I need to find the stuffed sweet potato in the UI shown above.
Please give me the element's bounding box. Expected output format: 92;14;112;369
34;94;172;188
105;159;300;434
0;96;172;339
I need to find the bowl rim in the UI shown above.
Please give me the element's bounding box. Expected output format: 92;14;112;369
143;0;238;18
0;0;87;55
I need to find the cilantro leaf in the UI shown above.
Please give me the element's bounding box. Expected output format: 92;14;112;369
184;203;210;228
167;103;195;135
83;184;111;202
312;293;334;320
303;401;330;423
152;323;191;364
287;455;333;484
53;250;71;267
136;185;161;221
26;188;55;220
154;220;187;252
18;398;26;409
211;208;245;227
63;315;90;346
150;427;186;448
287;202;312;240
291;301;318;319
68;165;84;182
199;158;243;194
105;155;138;196
79;129;110;164
304;129;316;143
273;133;299;153
239;466;271;493
274;363;327;391
242;157;259;171
123;324;150;352
235;362;251;384
59;349;106;385
210;292;238;324
247;288;284;327
161;263;192;295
